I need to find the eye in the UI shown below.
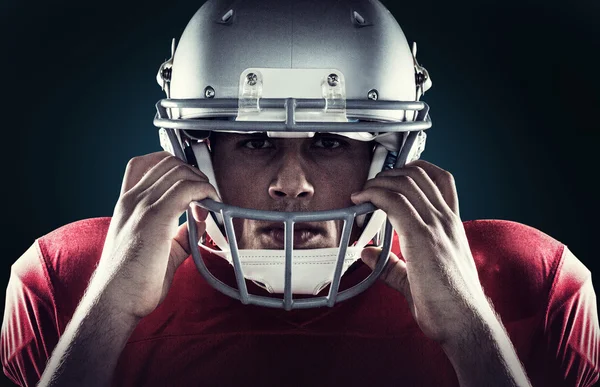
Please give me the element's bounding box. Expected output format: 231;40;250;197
241;138;273;150
313;136;344;150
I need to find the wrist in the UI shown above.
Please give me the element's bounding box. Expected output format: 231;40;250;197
96;282;147;325
80;273;145;327
440;302;499;351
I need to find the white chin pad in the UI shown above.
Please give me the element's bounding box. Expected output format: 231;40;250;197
199;244;364;295
201;209;386;295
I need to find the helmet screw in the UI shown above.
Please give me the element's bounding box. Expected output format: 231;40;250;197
161;67;172;82
367;89;378;100
327;73;340;87
246;73;258;86
415;73;426;86
204;86;215;98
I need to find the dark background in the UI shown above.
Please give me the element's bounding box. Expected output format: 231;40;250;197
0;0;598;385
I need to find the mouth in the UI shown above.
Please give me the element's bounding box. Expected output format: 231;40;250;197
258;223;326;249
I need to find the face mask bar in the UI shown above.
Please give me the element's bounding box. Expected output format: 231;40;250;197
154;98;430;133
187;200;393;311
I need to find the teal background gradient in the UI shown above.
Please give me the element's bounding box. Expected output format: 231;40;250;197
0;0;598;384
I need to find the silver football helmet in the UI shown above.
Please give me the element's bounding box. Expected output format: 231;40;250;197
153;0;432;310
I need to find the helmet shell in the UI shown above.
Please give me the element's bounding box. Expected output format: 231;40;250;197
170;0;416;103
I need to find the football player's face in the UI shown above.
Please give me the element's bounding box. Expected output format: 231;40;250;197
211;133;373;249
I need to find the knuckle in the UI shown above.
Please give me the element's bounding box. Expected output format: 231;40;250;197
442;215;461;239
375;170;387;178
171;178;189;191
446;173;456;188
411;165;428;179
199;180;215;190
174;163;206;180
401;174;415;186
117;191;141;213
197;181;218;198
126;156;142;171
440;170;454;184
172;163;192;176
171;178;205;194
395;192;410;204
161;155;178;166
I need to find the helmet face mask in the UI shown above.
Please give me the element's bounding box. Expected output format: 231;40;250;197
153;0;432;310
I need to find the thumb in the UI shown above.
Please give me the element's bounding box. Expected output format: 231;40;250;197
170;218;206;269
361;247;412;302
160;219;205;305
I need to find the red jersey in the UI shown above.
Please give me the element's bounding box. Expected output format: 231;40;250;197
2;218;599;386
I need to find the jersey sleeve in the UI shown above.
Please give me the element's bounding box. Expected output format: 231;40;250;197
535;246;599;387
1;242;60;387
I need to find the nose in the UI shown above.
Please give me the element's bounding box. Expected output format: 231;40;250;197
268;152;314;201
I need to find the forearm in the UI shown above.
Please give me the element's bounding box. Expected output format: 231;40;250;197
38;282;140;387
442;305;531;387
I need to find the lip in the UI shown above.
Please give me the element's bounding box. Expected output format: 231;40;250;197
259;224;324;249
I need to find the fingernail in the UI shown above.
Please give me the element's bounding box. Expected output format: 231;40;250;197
350;192;363;204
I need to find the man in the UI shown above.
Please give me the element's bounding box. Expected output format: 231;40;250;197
2;0;598;386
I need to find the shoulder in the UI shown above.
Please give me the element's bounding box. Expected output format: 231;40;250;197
462;219;571;318
463;218;566;277
38;217;111;284
463;218;564;262
462;218;593;292
24;217;111;326
1;218;112;385
12;217;111;282
36;217;112;263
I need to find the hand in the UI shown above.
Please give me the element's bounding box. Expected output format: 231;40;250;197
92;151;220;320
351;160;491;344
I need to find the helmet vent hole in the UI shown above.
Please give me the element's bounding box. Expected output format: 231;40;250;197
353;11;365;25
221;9;234;23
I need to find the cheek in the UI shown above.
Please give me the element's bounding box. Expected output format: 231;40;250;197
213;158;268;206
313;158;370;206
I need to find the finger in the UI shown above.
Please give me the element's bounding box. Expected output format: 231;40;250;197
132;155;209;196
121;151;173;195
376;165;450;216
170;218;206;267
351;187;428;236
361;247;413;305
161;220;206;300
142;163;214;203
405;160;459;216
362;175;439;224
152;179;222;219
190;202;209;223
